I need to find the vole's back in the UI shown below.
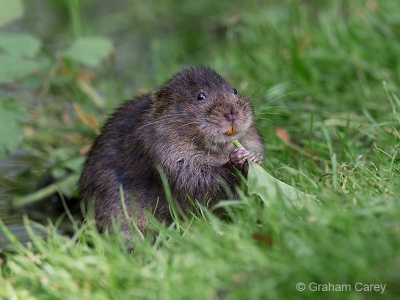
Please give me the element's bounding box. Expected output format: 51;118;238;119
79;95;166;236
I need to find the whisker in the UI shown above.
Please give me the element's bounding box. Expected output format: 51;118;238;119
257;117;279;125
265;81;297;94
134;114;189;131
257;112;289;117
244;80;298;100
255;105;290;110
265;91;302;106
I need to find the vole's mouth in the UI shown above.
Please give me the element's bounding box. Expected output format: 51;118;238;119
224;125;237;136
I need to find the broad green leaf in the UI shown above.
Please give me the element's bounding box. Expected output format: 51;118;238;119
233;139;317;206
0;54;49;84
247;161;317;206
63;37;113;68
0;33;46;83
0;33;41;57
0;98;27;158
0;0;24;29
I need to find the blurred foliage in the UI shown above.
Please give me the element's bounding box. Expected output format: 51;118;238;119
63;37;113;68
0;0;23;28
0;98;26;157
0;33;49;84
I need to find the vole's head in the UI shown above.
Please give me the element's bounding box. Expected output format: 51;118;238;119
152;66;255;150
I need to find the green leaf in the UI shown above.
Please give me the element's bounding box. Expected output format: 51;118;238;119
0;33;47;83
0;98;27;158
233;139;317;206
0;33;41;57
0;0;24;29
63;37;113;67
247;161;317;206
0;54;49;84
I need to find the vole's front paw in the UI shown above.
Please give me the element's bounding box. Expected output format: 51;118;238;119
230;148;263;173
248;151;264;164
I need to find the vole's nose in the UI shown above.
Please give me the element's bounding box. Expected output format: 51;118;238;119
224;108;238;122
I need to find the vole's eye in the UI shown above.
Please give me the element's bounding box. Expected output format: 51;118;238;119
197;92;207;101
232;88;238;95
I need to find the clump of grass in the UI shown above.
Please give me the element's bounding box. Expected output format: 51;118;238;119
1;157;399;299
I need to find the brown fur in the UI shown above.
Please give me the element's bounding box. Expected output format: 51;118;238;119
78;66;264;238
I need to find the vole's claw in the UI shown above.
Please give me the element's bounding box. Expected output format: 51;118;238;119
251;152;264;164
230;148;263;170
230;148;248;169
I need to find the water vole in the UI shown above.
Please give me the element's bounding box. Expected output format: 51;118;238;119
79;66;264;238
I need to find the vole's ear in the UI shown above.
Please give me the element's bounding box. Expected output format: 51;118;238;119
152;84;174;103
151;84;175;117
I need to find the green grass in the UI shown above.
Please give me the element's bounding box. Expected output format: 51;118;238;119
1;0;400;299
